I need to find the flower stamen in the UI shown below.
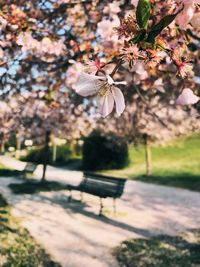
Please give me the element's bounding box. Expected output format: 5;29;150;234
98;82;110;97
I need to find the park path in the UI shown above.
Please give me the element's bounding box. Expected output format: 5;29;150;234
1;156;200;267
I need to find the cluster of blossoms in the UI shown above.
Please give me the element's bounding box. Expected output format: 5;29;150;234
0;4;27;31
72;0;200;117
0;0;199;122
2;91;93;147
16;32;66;61
0;0;199;157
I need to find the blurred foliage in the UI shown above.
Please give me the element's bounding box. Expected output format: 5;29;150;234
9;180;67;195
82;130;129;171
0;194;60;267
115;230;200;267
20;145;72;166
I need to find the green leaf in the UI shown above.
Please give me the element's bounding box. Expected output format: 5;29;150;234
136;0;151;29
147;12;179;43
128;29;147;44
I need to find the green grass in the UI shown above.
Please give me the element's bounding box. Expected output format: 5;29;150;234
101;134;200;191
115;229;200;267
9;180;67;195
0;194;61;267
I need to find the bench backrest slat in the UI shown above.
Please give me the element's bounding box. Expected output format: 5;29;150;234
24;162;37;173
82;172;126;198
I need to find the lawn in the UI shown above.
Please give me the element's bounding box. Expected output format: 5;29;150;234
0;194;60;267
115;229;200;267
101;134;200;191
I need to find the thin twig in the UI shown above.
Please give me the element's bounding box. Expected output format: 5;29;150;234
133;85;169;128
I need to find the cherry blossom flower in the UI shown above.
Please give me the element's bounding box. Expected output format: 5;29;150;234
66;62;85;87
124;61;148;84
97;19;115;39
131;0;139;7
146;50;166;68
121;45;140;68
176;88;199;105
103;2;120;15
176;4;195;27
172;46;194;78
191;12;200;28
16;32;39;53
175;0;200;28
16;33;65;58
74;72;127;117
177;62;194;78
97;16;121;50
40;37;65;56
86;59;105;74
115;15;139;39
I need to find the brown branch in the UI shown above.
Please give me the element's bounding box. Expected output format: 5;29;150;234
133;85;169;128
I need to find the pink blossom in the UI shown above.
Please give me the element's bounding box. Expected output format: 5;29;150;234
191;12;200;28
146;50;166;68
97;20;112;39
177;62;193;78
86;59;105;74
16;33;65;58
131;0;139;6
41;37;65;56
176;5;194;27
103;2;120;15
97;19;119;39
16;32;39;52
66;62;85;87
172;46;194;78
74;72;126;117
121;45;140;68
175;0;200;28
176;88;199;105
128;61;148;84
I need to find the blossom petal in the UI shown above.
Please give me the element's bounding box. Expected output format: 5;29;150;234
98;92;114;118
106;75;114;85
74;72;105;97
176;88;199;105
112;86;125;116
175;5;195;28
114;81;127;85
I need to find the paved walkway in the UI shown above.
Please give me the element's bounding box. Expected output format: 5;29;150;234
0;156;200;267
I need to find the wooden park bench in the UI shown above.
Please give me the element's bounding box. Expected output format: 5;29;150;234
67;172;127;215
22;162;37;177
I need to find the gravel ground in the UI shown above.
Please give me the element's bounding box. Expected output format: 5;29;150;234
0;156;200;267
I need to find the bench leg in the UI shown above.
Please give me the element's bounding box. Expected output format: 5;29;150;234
113;198;116;214
99;198;103;216
80;192;83;202
68;189;72;202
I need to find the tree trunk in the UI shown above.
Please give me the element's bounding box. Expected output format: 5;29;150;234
144;134;152;176
52;143;57;162
15;133;21;158
0;133;5;155
0;141;5;154
41;130;51;181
